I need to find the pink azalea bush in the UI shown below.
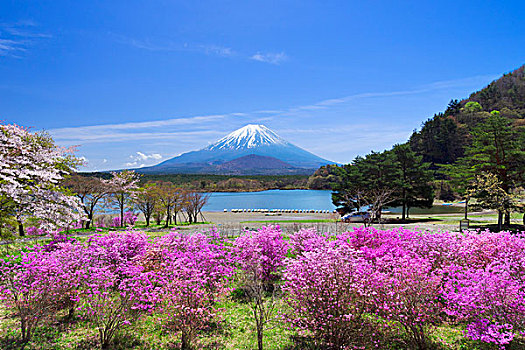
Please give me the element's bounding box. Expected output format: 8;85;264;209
234;225;288;283
111;211;138;227
0;250;69;342
25;226;47;236
233;225;289;350
146;231;236;349
283;243;377;349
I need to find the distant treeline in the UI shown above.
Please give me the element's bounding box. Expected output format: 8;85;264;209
80;172;310;192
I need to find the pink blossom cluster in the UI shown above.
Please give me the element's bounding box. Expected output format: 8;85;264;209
111;211;138;227
0;123;86;231
149;231;237;348
25;226;48;236
234;225;289;283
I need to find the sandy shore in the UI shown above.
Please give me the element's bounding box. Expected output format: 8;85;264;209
200;211;337;224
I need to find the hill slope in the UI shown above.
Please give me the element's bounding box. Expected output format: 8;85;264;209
410;65;525;165
215;155;311;175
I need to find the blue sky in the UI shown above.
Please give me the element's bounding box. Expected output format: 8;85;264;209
1;1;523;171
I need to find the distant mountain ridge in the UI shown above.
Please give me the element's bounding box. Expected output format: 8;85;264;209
215;155;312;175
138;124;335;175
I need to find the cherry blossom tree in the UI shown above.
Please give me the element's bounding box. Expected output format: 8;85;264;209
65;174;111;229
107;170;140;228
0;123;85;235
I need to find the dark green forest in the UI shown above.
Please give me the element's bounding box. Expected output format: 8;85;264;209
80;172;309;192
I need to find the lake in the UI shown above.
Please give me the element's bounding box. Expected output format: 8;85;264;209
203;189;465;214
204;189;335;211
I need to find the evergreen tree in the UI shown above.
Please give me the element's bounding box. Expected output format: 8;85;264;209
409;114;466;165
332;151;400;223
453;111;525;226
390;144;434;220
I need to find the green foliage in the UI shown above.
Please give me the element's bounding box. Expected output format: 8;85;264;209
390;144;434;219
409;113;466;165
332;144;434;220
468;172;519;214
464;112;524;191
81;173;310;192
444;111;525;225
463;101;483;113
306;165;342;190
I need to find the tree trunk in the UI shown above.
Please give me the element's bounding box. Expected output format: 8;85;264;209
145;215;150;227
18;221;25;237
120;203;124;228
504;212;511;226
86;213;92;229
497;211;503;231
181;331;190;350
21;319;28;342
401;188;406;221
164;207;171;228
255;313;264;350
257;328;263;350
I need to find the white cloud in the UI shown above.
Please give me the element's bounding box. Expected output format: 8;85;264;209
124;152;163;169
50;73;497;169
51;130;224;144
0;22;50;57
135;152;162;161
118;36;235;58
49;73;497;146
0;39;27;57
125;161;146;168
199;44;234;57
250;52;288;64
118;35;290;65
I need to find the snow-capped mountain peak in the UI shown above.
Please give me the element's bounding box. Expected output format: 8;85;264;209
205;124;288;150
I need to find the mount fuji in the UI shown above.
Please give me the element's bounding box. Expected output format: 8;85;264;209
138;124;335;175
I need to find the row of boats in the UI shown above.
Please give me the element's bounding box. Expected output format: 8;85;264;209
226;209;335;214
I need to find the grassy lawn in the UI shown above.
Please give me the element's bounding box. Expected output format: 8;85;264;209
2;296;522;350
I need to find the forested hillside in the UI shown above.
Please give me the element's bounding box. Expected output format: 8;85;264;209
410;65;524;166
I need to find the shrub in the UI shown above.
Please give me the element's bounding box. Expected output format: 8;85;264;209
283;244;376;349
151;231;236;349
